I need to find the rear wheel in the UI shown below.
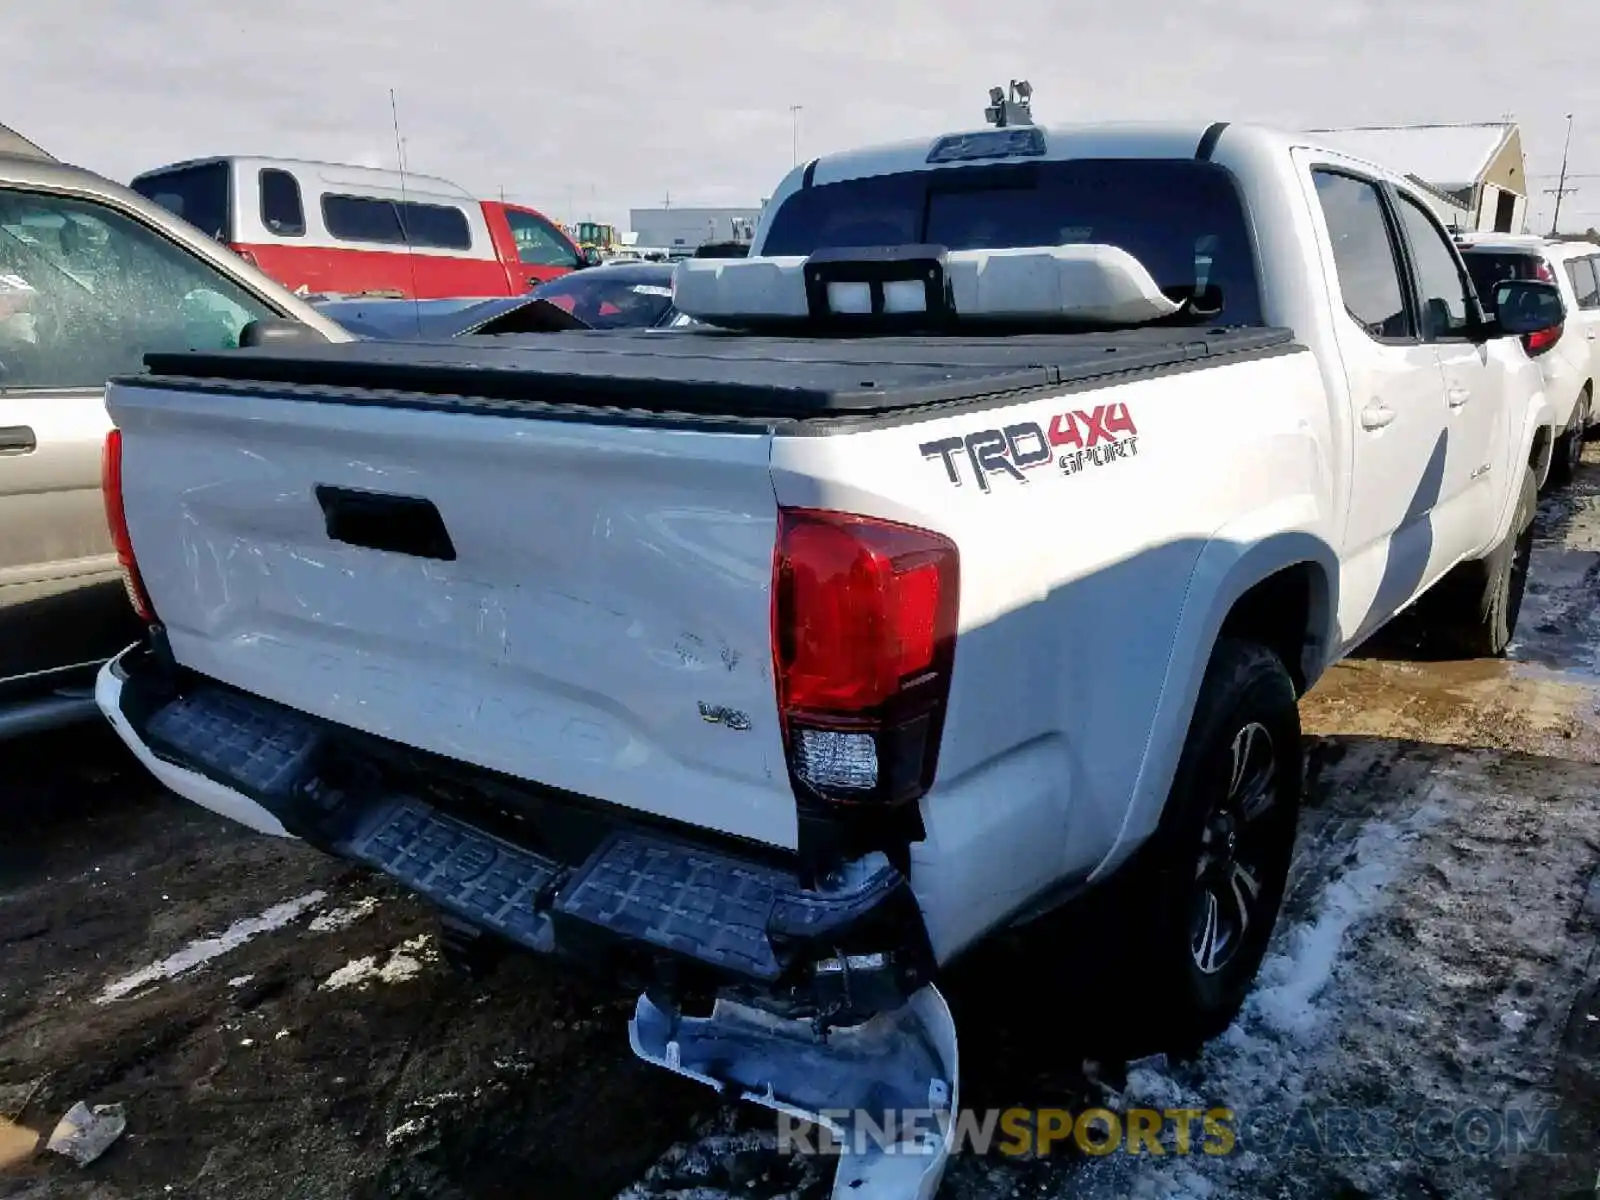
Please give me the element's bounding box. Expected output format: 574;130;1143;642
1418;463;1536;659
1097;638;1302;1055
1549;389;1590;489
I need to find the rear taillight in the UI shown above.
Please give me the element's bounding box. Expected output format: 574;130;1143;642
1525;323;1564;356
772;507;958;807
101;429;157;623
1535;260;1557;284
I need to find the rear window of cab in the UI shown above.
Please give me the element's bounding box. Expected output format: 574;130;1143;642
759;158;1264;326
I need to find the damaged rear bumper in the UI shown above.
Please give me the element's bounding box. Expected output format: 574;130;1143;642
97;646;958;1193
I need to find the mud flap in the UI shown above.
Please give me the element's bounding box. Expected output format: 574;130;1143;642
629;985;959;1199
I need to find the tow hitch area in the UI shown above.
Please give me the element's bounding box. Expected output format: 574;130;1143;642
629;984;959;1199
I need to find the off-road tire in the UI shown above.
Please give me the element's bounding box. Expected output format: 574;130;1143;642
1092;638;1302;1057
1420;463;1537;659
1549;389;1590;489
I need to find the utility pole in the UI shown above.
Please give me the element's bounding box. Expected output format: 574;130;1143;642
1549;113;1576;235
790;105;802;168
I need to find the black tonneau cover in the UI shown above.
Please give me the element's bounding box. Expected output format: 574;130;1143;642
134;327;1298;421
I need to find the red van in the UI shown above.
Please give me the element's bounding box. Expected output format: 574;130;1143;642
129;156;595;299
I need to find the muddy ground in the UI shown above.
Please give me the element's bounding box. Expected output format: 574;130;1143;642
4;447;1600;1200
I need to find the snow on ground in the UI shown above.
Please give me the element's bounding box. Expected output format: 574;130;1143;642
620;739;1600;1200
94;890;328;1003
309;895;381;932
321;934;439;991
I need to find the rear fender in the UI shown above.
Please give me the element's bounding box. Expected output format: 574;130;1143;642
1087;519;1337;885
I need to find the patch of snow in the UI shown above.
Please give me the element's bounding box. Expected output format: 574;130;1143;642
308;896;380;932
94;891;327;1004
1499;1008;1531;1033
1057;795;1450;1200
385;1117;429;1147
321;935;437;991
227;975;254;988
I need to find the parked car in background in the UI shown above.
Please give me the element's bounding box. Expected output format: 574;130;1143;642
314;261;690;339
129;156;598;301
1457;232;1600;487
0;124;349;739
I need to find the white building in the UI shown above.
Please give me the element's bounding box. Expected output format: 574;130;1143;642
1308;123;1529;234
628;206;762;255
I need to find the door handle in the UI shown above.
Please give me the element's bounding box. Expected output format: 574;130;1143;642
1360;401;1396;431
0;425;36;455
1447;386;1470;409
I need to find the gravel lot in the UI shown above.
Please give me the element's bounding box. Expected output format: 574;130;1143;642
4;447;1600;1200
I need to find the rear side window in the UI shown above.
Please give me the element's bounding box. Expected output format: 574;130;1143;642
397;202;472;251
1461;250;1546;315
1310;169;1410;340
130;162;230;241
760;158;1263;326
321;195;472;251
258;168;305;236
1565;256;1600;310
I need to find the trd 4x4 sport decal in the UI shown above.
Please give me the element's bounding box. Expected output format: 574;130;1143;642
919;402;1139;492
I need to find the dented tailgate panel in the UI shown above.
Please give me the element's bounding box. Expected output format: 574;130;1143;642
107;382;798;850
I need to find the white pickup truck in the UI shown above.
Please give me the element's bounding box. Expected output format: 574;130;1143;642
96;119;1562;1197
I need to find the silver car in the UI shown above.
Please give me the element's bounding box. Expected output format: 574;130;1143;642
0;124;349;738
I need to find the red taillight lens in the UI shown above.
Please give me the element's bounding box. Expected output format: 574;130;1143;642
101;429;157;623
1535;260;1556;283
772;507;958;805
1525;323;1563;356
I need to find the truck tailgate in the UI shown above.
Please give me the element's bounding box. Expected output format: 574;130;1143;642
107;380;798;850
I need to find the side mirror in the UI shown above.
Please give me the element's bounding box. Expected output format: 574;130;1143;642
581;246;603;268
237;318;330;348
1491;279;1566;354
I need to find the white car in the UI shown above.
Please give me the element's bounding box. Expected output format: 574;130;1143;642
94;118;1560;1199
1458;232;1600;487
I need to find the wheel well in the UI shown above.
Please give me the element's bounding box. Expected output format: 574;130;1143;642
1530;424;1553;480
1218;564;1325;695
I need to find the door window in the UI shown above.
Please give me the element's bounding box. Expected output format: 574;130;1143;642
0;189;275;389
1394;192;1472;340
1565;256;1600;311
1311;169;1412;340
503;208;581;268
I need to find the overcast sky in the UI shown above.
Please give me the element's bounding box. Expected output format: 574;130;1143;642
8;0;1600;233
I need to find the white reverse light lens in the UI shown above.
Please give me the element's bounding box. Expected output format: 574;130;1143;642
795;729;878;791
882;280;925;313
826;281;872;314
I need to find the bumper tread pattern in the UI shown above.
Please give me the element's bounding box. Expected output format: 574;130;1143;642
144;688;320;797
554;833;787;979
348;802;559;950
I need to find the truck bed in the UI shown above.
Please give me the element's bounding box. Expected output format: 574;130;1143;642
134;326;1299;422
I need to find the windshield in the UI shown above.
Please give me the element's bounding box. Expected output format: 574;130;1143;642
760;158;1263;326
1460;251;1547;315
529;272;675;328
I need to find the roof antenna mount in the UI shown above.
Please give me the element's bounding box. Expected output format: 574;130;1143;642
984;80;1033;128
